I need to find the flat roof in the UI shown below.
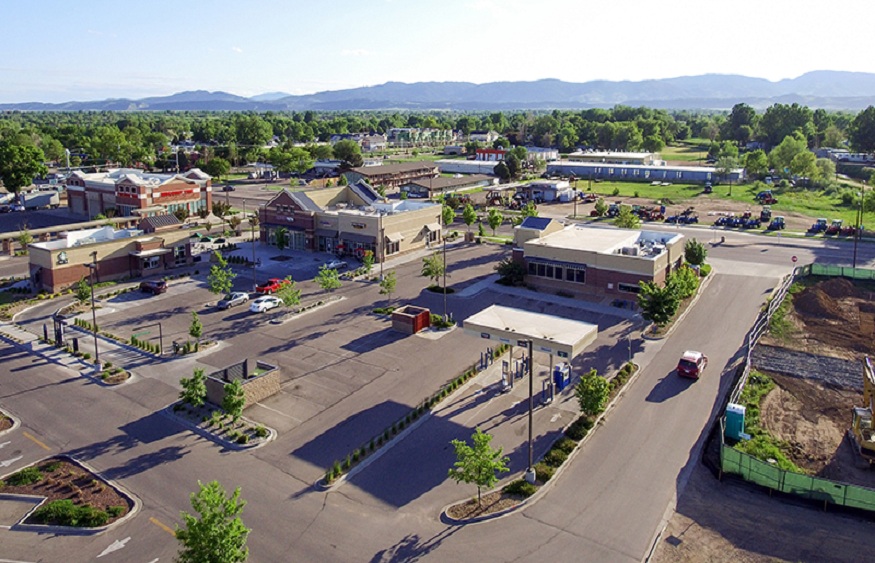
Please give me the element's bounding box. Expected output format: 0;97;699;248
525;225;682;258
550;160;744;174
464;305;598;359
570;151;653;159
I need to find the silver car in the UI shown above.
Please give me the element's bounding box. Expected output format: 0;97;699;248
218;292;249;310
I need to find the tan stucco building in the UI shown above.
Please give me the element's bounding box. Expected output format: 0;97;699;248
513;218;684;300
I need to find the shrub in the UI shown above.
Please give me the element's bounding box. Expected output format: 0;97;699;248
544;449;569;468
255;425;268;438
503;479;537;497
7;466;43;486
612;187;620;196
533;462;554;482
565;416;593;441
552;437;578;455
236;434;249;444
107;506;126;518
41;461;61;473
32;499;109;527
352;450;360;462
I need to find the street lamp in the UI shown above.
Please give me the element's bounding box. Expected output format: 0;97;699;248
520;339;536;484
87;251;99;365
251;206;258;292
853;180;866;270
442;183;448;322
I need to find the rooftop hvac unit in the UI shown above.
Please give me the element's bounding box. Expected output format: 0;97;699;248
621;246;639;256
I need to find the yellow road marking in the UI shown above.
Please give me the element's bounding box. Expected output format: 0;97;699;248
150;516;176;537
22;432;50;451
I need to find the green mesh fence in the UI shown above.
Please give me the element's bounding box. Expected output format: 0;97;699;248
805;263;875;280
721;444;875;512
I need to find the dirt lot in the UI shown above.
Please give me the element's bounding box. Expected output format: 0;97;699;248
655;277;875;563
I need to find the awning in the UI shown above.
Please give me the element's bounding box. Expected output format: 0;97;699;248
424;223;441;232
385;232;403;243
315;229;338;238
129;248;173;257
341;233;376;244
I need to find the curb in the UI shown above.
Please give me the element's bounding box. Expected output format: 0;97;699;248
642;265;717;341
0;407;21;437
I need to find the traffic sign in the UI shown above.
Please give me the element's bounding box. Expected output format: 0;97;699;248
792;255;798;263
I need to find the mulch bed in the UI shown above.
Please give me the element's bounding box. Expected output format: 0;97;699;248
0;457;131;526
0;415;12;433
446;490;526;520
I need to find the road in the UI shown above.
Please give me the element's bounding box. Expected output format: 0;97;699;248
0;229;867;562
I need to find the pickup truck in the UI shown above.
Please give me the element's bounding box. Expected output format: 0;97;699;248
255;278;289;294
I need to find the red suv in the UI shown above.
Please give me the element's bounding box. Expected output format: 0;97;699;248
677;351;707;379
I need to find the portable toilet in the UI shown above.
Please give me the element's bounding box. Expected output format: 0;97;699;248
553;363;571;392
725;403;746;440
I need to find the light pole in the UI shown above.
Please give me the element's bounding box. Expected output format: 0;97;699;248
853;180;865;270
88;251;99;365
379;210;384;281
251;208;258;292
442;184;448;322
521;339;536;484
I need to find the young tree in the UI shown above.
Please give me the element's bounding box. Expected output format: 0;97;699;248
274;227;289;253
684;239;707;266
462;203;477;232
495;257;526;286
222;379;246;422
637;281;680;327
179;368;207;408
575;368;610;418
487;208;503;235
668;265;700;300
594;198;608;217
316;266;342;292
520;201;539;219
275;276;301;307
442;204;455;230
421;252;446;288
447;428;510;508
189;312;203;351
613;205;640;229
174;208;189;223
379;270;397;302
227;215;242;236
361;250;375;274
207;251;236;296
75;277;92;305
175;480;250;563
17;228;32;255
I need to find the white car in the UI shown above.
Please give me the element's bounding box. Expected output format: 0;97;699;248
322;259;348;270
249;295;282;313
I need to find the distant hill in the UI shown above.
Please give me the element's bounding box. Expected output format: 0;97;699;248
4;72;875;111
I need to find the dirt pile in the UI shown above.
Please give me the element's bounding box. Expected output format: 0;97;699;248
788;281;875;356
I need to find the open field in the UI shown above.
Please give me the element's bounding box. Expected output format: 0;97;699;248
661;142;709;163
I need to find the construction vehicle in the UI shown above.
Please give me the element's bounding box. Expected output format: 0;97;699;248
841;224;860;237
767;216;785;230
850;357;875;465
485;190;506;206
606;202;622;218
755;190;778;205
666;207;698;224
825;219;843;235
808;218;828;234
759;206;772;223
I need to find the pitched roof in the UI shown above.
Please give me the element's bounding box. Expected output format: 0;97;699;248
347;180;382;205
138;214;181;233
349;161;437;176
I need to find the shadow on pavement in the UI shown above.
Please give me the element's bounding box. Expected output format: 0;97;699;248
369;527;462;563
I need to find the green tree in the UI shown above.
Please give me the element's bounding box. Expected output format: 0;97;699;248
520;201;538;219
17;228;32;255
202;157;230;181
505;152;522;178
0;141;47;193
207;251;236;295
316;266;342;292
175;480;249;563
684;239;707;265
487;208;503;235
721;103;758;146
769;133;808;175
815;158;836;186
493;161;510;182
274;227;289;252
790;150;818;181
379;270;397;302
462;203;477;233
637;281;680;327
361;249;374;274
495;257;526;286
333;139;363;168
594;198;608;217
442;204;455;228
715;156;739;192
667;265;699;300
222;379;246;422
75;277;91;305
575;368;610;418
447;428;510;508
421;252;445;287
275;276;301;307
179;368;207;408
189;312;203;350
849;105;875;152
743;149;769;179
613;205;640;229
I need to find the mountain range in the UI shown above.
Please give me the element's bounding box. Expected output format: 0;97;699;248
4;71;875;112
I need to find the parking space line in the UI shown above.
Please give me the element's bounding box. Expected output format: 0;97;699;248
251;403;301;423
149;516;176;537
22;432;50;451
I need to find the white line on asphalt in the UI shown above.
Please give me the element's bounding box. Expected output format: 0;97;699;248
0;559;38;563
252;403;301;423
0;441;10;449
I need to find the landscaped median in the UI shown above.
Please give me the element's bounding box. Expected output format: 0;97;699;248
443;362;639;523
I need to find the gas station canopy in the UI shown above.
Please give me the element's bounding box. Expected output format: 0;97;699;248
463;305;598;360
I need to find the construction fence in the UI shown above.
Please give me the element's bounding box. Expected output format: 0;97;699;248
796;263;875;280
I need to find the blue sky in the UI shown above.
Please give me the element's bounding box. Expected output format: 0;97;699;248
2;0;874;103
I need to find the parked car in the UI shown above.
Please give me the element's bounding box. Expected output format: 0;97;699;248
222;185;235;192
249;295;282;313
322;259;348;270
139;280;167;295
217;292;249;310
255;278;289;294
213;238;227;245
677;350;708;379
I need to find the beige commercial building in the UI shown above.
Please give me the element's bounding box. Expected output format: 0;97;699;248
513;218;684;300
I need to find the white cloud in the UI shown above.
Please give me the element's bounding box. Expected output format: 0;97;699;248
232;46;243;53
341;49;372;57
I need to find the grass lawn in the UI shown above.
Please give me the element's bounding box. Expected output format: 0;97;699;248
580;180;705;203
660;142;709;163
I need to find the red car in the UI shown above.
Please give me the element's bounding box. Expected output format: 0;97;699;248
255;278;289;294
677;351;708;379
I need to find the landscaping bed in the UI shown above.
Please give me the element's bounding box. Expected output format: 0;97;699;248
170;402;271;448
0;412;13;433
0;457;131;527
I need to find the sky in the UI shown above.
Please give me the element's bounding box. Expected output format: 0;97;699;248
2;0;874;103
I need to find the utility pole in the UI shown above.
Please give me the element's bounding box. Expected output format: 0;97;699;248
523;339;536;484
88;251;99;366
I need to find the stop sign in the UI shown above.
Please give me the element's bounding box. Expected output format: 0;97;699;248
792;255;798;263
